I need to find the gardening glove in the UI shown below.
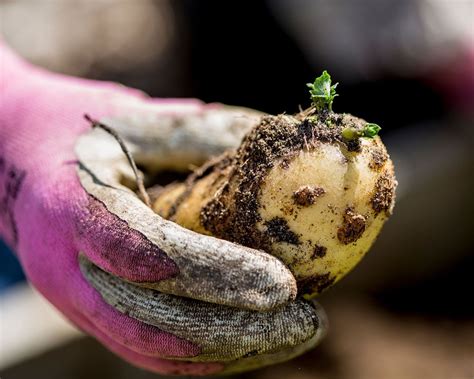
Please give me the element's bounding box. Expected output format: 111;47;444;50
0;43;326;375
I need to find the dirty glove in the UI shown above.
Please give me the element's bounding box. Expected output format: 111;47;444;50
0;43;326;375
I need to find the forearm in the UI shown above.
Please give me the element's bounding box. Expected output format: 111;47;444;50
0;43;79;247
0;44;27;246
0;45;40;246
0;43;69;155
0;42;31;147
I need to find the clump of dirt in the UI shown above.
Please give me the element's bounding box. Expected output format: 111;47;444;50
312;245;328;259
337;207;367;244
293;185;326;206
371;169;397;215
264;217;300;245
368;144;389;171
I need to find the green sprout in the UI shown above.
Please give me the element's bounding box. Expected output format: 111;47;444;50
307;70;338;112
362;123;381;138
342;123;382;140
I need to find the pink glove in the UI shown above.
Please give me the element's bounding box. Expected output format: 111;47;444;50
0;43;325;374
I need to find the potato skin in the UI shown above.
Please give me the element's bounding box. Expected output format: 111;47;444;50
153;112;397;297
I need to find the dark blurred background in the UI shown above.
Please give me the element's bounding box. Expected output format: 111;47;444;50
1;1;473;378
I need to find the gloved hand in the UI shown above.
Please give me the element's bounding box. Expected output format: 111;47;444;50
0;43;326;375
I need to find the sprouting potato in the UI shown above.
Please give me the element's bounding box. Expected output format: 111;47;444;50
152;72;397;298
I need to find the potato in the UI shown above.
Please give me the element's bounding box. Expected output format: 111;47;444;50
153;111;396;298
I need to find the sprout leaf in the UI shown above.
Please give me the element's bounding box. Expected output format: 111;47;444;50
307;70;338;112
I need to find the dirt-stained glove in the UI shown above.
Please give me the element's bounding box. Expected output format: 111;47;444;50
0;43;326;375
